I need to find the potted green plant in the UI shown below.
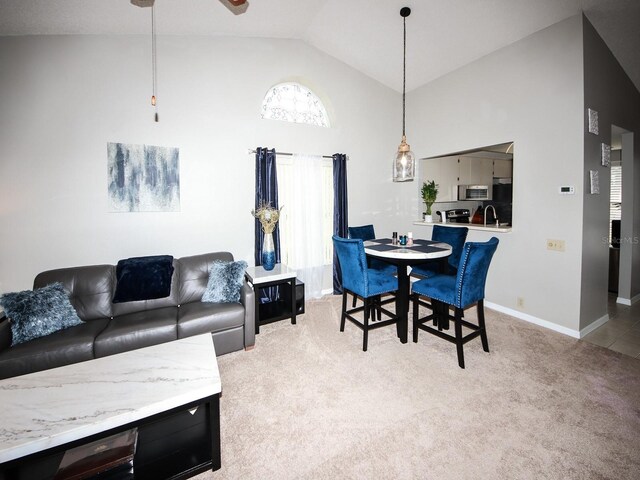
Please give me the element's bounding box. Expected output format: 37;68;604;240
421;180;438;222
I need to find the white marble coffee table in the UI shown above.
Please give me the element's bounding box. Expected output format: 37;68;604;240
0;334;221;479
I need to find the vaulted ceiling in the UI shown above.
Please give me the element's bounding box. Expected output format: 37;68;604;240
1;0;639;93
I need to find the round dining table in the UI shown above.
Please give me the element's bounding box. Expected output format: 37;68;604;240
364;238;452;343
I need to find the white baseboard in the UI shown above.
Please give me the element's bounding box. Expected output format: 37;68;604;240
484;301;581;338
616;292;640;306
579;314;609;338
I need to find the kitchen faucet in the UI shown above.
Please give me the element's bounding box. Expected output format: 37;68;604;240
484;205;498;227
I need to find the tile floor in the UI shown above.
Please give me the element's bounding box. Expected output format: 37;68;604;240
582;294;640;358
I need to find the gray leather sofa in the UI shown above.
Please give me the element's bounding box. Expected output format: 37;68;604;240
0;252;255;379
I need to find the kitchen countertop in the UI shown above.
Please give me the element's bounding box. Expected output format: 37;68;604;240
413;221;512;233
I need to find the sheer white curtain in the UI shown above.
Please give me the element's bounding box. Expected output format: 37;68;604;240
277;154;326;299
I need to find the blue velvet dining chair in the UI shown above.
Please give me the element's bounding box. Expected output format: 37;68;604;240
332;236;399;351
347;225;396;275
411;237;499;368
347;225;396;315
410;225;468;279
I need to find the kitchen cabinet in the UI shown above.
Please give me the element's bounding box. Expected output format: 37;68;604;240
421;155;458;202
493;159;513;178
458;157;493;187
421;154;499;203
419;143;513;216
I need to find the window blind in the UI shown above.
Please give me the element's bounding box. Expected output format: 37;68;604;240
610;164;622;243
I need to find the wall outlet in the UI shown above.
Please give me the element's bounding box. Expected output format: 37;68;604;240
547;239;565;252
516;297;524;308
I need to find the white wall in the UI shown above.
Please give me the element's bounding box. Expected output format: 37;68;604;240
407;16;585;333
4;17;630;338
0;35;400;292
581;16;640;328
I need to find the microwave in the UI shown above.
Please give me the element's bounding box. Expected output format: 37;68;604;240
458;184;491;201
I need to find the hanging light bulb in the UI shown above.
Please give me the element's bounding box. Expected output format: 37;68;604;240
394;135;415;182
393;7;415;182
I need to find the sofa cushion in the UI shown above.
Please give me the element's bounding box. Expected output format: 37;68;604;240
0;283;83;346
113;255;174;303
177;252;234;305
0;318;110;380
177;302;245;339
34;265;115;321
94;307;178;358
202;260;248;303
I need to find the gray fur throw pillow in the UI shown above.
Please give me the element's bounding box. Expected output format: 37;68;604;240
0;282;83;346
202;260;248;303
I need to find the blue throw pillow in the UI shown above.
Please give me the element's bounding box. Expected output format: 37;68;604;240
0;282;83;346
112;255;174;303
202;260;248;303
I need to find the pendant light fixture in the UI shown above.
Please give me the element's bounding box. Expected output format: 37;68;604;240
393;7;415;182
151;4;158;122
131;0;158;121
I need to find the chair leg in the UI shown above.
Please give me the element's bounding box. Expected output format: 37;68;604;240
352;293;358;308
454;307;465;369
412;295;419;343
376;294;382;321
363;299;370;352
435;300;444;332
340;292;347;332
477;299;489;352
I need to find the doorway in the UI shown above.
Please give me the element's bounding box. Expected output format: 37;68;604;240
583;126;639;358
613;126;634;304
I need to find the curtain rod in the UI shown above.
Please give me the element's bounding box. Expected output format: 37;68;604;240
247;149;342;160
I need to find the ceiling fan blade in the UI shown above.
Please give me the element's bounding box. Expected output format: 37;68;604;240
131;0;155;7
219;0;249;15
131;0;248;15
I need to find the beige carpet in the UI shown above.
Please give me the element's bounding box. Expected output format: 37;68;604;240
195;295;640;479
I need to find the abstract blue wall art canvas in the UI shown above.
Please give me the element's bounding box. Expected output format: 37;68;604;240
107;142;180;212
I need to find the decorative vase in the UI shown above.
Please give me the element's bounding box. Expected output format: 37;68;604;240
424;214;433;223
262;232;276;271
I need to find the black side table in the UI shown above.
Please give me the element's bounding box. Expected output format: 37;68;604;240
244;264;298;334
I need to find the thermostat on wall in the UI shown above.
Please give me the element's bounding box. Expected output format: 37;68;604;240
559;186;575;195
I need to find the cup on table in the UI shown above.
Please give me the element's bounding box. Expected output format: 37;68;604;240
399;235;407;246
392;232;398;245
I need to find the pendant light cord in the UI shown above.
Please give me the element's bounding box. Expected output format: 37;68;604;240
151;5;158;121
402;15;406;137
152;5;156;99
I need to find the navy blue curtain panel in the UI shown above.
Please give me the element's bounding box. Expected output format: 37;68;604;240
255;147;281;303
332;153;348;294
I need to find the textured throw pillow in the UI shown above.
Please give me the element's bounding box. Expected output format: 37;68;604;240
202;260;248;304
113;255;174;303
0;282;83;346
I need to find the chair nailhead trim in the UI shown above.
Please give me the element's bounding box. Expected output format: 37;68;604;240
456;245;472;307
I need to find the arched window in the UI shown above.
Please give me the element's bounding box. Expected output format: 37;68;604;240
260;82;330;128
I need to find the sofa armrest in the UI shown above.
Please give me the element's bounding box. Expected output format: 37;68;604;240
0;315;11;353
239;281;255;349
